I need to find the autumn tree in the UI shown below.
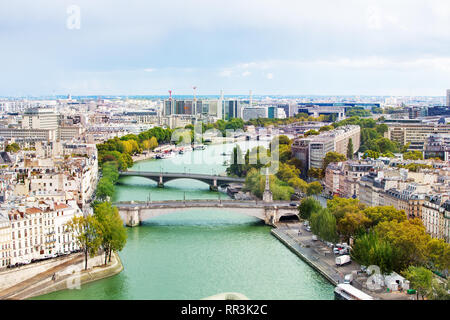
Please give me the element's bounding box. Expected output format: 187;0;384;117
362;206;406;227
307;168;323;179
426;238;450;272
327;197;366;222
306;181;323;196
337;211;371;242
287;176;308;193
375;218;431;270
5;143;20;153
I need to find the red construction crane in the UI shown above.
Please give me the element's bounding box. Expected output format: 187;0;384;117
168;90;172;100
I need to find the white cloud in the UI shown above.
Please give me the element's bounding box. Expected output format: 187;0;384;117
218;69;232;77
143;68;155;72
241;71;251;77
266;73;273;79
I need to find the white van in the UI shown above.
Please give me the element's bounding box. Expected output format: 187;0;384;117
344;273;354;284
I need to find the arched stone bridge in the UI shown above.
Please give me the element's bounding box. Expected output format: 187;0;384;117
114;200;299;227
119;171;245;191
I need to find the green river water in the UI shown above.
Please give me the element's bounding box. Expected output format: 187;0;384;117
33;141;333;300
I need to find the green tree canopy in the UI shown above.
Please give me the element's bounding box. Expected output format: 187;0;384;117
94;202;127;265
310;208;338;243
351;231;397;274
402;266;433;300
304;129;319;137
66;215;101;270
322;152;346;172
5;143;20;153
298;197;322;220
347;138;354;159
426;238;450;272
403;150;424;160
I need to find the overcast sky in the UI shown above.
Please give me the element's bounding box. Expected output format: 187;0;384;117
1;0;450;97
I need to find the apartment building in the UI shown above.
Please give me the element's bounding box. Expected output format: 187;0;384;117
325;160;374;198
422;195;450;243
292;125;360;173
387;122;450;151
5;200;81;265
0;215;11;269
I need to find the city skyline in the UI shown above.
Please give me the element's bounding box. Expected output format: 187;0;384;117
1;0;450;97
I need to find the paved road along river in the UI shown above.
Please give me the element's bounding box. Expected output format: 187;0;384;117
33;140;333;300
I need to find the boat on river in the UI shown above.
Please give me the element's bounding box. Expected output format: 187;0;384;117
334;284;374;300
155;152;175;159
193;144;206;150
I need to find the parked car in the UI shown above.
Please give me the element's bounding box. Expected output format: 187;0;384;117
305;226;311;232
325;242;334;248
289;202;298;207
312;235;318;241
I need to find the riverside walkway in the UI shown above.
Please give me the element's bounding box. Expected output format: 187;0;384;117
0;253;84;300
272;222;412;300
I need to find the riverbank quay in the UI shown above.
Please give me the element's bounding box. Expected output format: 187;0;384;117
132;151;155;162
271;222;412;300
0;252;123;300
0;253;83;292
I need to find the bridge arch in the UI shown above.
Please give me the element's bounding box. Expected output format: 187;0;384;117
116;201;300;227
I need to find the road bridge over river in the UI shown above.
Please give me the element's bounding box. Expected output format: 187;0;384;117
114;200;299;227
119;171;245;191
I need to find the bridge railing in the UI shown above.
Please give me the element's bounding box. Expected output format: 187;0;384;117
113;199;294;207
119;171;243;180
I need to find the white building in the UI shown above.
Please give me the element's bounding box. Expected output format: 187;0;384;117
0;214;11;269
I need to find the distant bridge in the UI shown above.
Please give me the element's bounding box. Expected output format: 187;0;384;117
114;200;299;227
119;171;245;190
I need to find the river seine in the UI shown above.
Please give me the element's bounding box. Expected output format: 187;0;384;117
33;140;333;300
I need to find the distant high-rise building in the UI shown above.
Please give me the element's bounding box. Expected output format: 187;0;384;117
242;107;267;121
447;89;450;107
164;99;174;116
224;100;241;119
